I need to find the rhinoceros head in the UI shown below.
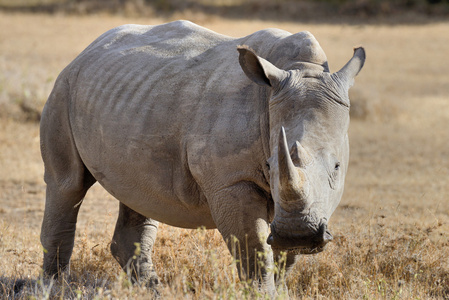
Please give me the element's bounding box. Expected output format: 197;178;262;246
238;38;365;254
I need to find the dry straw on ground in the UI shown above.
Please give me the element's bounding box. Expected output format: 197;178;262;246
0;12;449;299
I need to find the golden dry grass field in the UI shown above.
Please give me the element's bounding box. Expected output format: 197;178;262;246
1;11;449;299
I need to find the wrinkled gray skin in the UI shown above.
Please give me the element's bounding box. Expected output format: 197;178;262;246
40;20;365;295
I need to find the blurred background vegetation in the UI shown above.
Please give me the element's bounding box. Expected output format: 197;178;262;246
0;0;448;21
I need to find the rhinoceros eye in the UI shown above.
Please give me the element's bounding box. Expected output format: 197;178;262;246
334;162;341;171
329;162;341;189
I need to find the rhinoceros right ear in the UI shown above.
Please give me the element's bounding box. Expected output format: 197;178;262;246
237;45;287;87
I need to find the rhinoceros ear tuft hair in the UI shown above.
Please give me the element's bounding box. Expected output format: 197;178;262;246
237;44;256;53
351;47;366;76
237;45;286;88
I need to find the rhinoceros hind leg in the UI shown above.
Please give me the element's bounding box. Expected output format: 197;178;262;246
41;175;95;276
111;203;159;288
40;162;96;277
40;82;97;277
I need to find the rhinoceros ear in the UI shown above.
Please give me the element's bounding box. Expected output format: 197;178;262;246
333;47;366;87
237;45;287;87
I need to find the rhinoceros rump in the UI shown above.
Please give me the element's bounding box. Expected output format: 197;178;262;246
40;21;365;295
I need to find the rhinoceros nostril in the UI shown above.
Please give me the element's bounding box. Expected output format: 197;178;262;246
313;222;333;247
266;234;274;245
324;229;333;242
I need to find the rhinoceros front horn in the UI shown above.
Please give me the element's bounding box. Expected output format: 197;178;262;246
278;127;302;196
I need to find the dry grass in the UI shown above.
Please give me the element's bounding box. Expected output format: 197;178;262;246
1;12;449;299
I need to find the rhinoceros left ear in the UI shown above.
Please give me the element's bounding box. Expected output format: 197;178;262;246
237;45;287;88
333;47;366;87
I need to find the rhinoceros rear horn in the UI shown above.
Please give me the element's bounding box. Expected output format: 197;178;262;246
290;141;312;168
334;47;366;87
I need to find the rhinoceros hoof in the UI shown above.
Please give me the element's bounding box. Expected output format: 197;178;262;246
142;273;161;298
144;272;160;287
133;267;160;287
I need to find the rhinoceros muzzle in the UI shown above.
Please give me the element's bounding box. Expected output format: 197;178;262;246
266;221;333;254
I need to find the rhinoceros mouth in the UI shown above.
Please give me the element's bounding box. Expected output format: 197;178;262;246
266;221;333;254
266;235;331;254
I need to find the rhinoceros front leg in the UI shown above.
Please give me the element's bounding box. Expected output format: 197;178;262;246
110;203;159;287
209;183;275;295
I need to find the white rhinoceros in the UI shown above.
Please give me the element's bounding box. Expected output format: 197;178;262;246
40;20;365;295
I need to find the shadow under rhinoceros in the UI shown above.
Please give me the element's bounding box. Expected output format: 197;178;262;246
0;277;38;299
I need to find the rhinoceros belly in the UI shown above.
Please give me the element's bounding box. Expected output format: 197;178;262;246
71;109;216;229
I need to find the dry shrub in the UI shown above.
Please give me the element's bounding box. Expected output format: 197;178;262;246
153;226;257;299
285;220;449;299
70;232;119;281
0;223;277;299
1;207;449;299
